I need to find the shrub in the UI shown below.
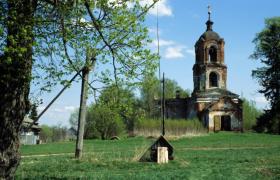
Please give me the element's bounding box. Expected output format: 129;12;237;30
87;105;125;140
242;99;262;130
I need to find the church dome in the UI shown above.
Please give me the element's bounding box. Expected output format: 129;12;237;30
196;10;222;43
200;30;220;41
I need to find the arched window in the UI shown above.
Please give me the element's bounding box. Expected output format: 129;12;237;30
209;72;218;87
208;46;217;63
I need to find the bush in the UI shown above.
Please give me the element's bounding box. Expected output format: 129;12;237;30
87;105;125;140
40;125;53;143
242;99;262;130
134;118;206;137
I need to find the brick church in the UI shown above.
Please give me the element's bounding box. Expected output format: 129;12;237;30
165;10;243;132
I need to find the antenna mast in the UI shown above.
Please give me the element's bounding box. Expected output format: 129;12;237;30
157;2;160;80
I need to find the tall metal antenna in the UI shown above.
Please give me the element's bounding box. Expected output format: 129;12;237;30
157;1;160;80
156;1;163;129
162;72;165;136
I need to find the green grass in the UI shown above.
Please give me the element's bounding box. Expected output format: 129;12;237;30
16;132;280;179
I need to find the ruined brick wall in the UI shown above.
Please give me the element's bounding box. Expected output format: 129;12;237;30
165;98;188;119
201;98;243;131
193;37;227;92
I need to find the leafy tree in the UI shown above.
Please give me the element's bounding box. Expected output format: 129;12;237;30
140;74;161;118
51;124;68;142
69;108;98;139
140;74;190;118
28;103;38;120
242;99;262;130
69;108;79;134
251;17;280;134
39;124;68;142
87;104;125;140
69;85;142;138
0;0;158;177
98;85;144;132
0;1;36;178
39;125;53;143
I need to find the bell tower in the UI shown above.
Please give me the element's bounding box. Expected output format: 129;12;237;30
193;6;227;94
186;6;243;132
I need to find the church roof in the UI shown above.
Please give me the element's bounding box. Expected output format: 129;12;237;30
200;30;220;41
196;8;222;43
193;88;239;99
202;96;242;112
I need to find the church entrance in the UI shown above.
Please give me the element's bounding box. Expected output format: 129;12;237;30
221;115;231;131
214;116;221;132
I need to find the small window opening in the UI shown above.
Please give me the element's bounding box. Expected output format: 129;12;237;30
209;72;218;87
209;46;217;63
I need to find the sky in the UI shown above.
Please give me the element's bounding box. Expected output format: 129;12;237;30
35;0;280;127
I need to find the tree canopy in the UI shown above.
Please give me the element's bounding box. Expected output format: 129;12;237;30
251;17;280;134
0;0;159;178
140;74;190;117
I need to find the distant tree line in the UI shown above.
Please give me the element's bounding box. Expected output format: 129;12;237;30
65;74;265;139
69;75;190;139
41;17;280;143
39;124;69;143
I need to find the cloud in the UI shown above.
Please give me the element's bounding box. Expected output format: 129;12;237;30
255;96;268;104
65;106;77;111
186;49;195;56
148;27;161;35
152;39;175;47
140;0;172;17
149;38;194;59
54;108;66;113
38;105;78;127
54;106;77;113
164;46;185;59
109;0;172;17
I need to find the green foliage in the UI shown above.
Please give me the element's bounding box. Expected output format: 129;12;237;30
242;98;262;130
98;85;144;132
1;0;158;177
51;124;68;142
17;133;280;179
69;108;79;133
87;104;125;140
140;74;190;118
68;81;192;139
251;17;280;134
39;124;68;143
135;118;206;136
39;125;53;143
69;85;143;139
28;104;38;120
28;0;158;94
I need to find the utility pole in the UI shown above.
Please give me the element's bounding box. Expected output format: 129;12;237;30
75;49;95;159
162;72;165;136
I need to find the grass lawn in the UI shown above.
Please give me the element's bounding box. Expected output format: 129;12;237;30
16;132;280;179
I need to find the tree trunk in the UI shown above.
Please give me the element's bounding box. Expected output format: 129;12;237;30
0;0;36;178
75;49;95;159
75;66;90;159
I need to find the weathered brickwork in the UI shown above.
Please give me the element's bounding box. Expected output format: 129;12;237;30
189;15;243;132
164;13;243;132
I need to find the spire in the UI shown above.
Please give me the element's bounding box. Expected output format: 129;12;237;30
208;5;211;21
206;5;213;31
